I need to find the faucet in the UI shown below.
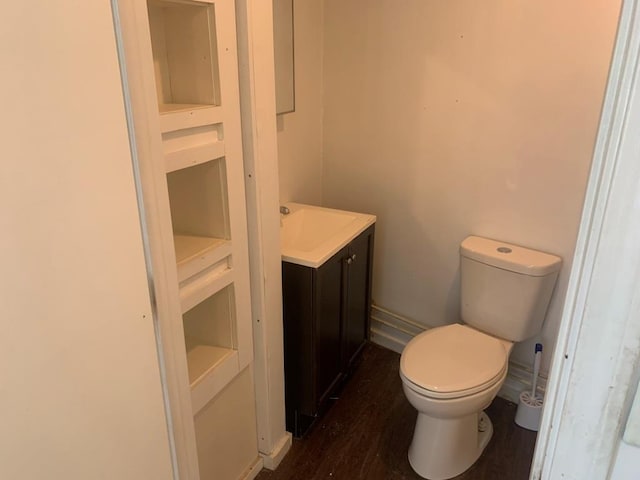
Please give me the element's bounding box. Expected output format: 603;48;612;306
280;205;290;215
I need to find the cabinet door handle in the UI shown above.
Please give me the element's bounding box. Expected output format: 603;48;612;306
346;257;353;265
351;254;357;262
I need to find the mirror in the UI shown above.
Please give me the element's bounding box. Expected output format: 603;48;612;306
273;0;295;114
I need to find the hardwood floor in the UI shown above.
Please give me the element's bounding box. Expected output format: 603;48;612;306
256;343;537;480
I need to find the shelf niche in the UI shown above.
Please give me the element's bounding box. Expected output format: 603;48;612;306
183;284;236;387
167;157;230;240
167;158;230;286
147;0;221;112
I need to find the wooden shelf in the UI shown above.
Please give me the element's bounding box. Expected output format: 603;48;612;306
162;122;224;173
174;234;231;283
186;344;235;386
189;348;239;415
159;105;224;133
148;0;215;7
180;266;233;314
159;103;211;114
165;141;225;173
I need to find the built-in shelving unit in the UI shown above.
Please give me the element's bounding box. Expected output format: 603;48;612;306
145;0;253;416
117;0;257;475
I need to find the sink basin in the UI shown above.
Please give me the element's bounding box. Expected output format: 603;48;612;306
281;203;376;268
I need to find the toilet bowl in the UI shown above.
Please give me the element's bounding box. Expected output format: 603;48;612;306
399;236;562;480
400;324;512;480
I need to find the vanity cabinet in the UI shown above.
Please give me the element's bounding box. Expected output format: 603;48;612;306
282;225;375;436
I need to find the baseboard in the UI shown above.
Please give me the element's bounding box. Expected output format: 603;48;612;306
499;359;548;403
370;304;547;403
370;304;424;354
260;431;292;470
238;456;264;480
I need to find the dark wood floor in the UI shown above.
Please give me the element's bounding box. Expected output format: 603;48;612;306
256;343;537;480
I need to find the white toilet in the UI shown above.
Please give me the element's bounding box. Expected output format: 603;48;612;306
400;236;561;480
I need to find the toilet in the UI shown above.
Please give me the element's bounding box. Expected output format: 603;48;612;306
400;236;561;480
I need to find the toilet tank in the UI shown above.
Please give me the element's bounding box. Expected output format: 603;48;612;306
460;236;562;342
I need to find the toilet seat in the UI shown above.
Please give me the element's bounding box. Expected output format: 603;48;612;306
400;364;507;400
400;324;509;400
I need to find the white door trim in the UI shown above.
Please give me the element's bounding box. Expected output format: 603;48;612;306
235;0;291;467
531;1;640;478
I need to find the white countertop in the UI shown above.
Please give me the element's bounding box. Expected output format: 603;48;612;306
280;203;376;268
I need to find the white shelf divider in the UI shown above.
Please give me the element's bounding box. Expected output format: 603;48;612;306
189;348;239;415
174;234;231;283
165;141;225;173
186;344;235;386
159;105;224;133
179;265;234;314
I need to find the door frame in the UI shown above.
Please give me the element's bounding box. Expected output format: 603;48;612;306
531;1;640;478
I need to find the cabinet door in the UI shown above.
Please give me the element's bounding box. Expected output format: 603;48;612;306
343;226;375;369
282;262;316;429
315;246;347;405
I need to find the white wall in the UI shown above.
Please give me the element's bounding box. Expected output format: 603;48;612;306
276;0;324;205
321;0;621;370
0;3;174;479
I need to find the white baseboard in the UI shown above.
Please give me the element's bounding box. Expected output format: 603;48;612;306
239;457;264;480
500;358;548;403
370;304;424;354
260;431;292;470
370;304;547;403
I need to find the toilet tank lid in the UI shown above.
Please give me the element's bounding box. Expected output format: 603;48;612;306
460;236;562;277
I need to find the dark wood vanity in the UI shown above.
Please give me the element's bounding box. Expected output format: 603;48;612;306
282;225;375;437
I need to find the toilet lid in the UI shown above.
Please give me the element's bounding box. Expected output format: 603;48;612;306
400;324;508;394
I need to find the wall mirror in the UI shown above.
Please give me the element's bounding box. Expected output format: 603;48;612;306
273;0;295;114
